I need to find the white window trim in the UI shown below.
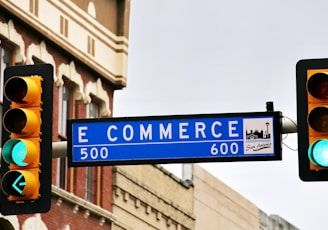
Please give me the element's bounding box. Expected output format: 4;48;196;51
85;78;111;117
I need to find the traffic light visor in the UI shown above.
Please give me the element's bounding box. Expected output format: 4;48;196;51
307;72;328;99
308;106;328;132
3;108;39;135
4;76;39;104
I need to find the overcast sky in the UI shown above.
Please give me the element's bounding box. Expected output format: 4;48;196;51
114;1;328;229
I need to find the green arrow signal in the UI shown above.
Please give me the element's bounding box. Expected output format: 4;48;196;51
12;174;25;195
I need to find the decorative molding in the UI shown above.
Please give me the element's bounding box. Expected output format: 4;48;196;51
0;0;128;88
52;185;117;224
135;199;140;208
112;167;195;230
57;61;85;100
56;197;63;206
26;41;57;81
84;210;90;219
0;19;26;63
99;217;105;226
73;205;79;214
123;191;129;202
85;78;111;117
146;205;151;215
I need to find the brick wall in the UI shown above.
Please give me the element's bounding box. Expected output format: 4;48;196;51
13;197;112;230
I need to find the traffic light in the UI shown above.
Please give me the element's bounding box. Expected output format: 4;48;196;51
296;58;328;181
0;64;53;215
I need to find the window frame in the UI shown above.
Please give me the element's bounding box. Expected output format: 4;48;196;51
85;96;101;203
57;79;75;190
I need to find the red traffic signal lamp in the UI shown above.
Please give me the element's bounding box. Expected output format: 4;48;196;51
0;64;53;215
296;58;328;181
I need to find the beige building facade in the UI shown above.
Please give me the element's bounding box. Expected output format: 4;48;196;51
112;165;195;230
193;164;299;230
193;164;259;229
112;164;299;230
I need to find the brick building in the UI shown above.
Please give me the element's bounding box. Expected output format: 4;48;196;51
0;0;129;229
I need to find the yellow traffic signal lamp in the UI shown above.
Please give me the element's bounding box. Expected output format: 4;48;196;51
296;59;328;181
0;64;53;215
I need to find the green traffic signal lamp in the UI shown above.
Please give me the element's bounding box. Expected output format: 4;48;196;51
308;140;328;167
308;139;328;167
1;169;39;199
2;139;39;168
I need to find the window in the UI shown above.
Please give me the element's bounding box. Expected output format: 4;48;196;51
86;166;97;202
0;41;13;146
56;62;84;192
58;84;72;137
57;84;73;189
86;100;100;203
86;100;99;118
0;42;13;103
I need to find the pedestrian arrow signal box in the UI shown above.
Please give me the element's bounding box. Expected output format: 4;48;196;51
67;112;282;167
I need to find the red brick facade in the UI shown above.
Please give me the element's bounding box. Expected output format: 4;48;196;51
0;1;126;228
16;199;111;230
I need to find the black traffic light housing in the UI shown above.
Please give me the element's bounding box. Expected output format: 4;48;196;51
0;64;53;215
296;58;328;181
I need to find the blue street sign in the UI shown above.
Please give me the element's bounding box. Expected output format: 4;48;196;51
67;112;282;167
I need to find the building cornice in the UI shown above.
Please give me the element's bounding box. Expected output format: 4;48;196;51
51;185;117;224
1;1;127;89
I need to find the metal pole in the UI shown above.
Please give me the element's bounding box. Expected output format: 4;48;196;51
52;141;67;158
282;119;297;134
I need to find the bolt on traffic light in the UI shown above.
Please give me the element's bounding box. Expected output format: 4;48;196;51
0;64;53;215
296;58;328;181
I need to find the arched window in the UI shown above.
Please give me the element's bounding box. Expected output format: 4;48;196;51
56;62;84;190
85;96;101;204
85;78;111;117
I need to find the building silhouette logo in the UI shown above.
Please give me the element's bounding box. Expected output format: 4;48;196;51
243;118;274;154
